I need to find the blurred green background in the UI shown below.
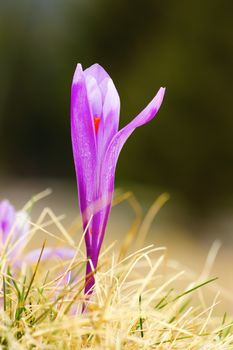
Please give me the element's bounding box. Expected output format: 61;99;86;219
0;0;233;216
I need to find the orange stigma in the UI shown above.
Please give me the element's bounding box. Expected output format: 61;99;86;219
94;116;100;134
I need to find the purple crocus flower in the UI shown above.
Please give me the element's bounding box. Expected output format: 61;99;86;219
0;199;75;265
0;200;29;256
0;200;16;242
0;199;76;308
71;63;165;294
24;247;76;264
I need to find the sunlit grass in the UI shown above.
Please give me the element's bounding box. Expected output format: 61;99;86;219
0;191;232;349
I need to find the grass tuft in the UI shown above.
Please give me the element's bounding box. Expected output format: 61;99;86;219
0;192;232;349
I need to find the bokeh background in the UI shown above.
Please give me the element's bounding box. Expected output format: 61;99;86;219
0;0;233;301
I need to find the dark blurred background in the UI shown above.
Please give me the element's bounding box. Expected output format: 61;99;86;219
0;0;233;217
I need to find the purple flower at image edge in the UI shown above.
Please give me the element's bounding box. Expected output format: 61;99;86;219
0;200;76;308
0;200;16;242
71;63;165;295
0;200;29;254
0;199;75;266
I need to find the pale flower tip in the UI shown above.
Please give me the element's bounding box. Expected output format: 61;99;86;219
156;87;166;104
160;86;166;94
73;63;83;84
91;63;101;69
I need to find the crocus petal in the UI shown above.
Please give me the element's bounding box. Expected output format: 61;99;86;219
0;200;16;238
103;87;165;179
71;64;97;229
17;248;76;286
96;78;120;168
100;79;120;143
24;247;76;264
85;75;103;117
107;87;165;163
100;79;120;123
84;63;110;85
99;87;165;233
7;210;31;258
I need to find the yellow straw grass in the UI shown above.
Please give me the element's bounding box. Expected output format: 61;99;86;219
0;191;232;349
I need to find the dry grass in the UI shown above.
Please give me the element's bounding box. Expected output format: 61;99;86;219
0;191;232;349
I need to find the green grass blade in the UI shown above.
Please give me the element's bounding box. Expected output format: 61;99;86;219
24;240;46;303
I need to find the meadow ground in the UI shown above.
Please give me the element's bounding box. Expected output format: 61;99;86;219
0;179;233;348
